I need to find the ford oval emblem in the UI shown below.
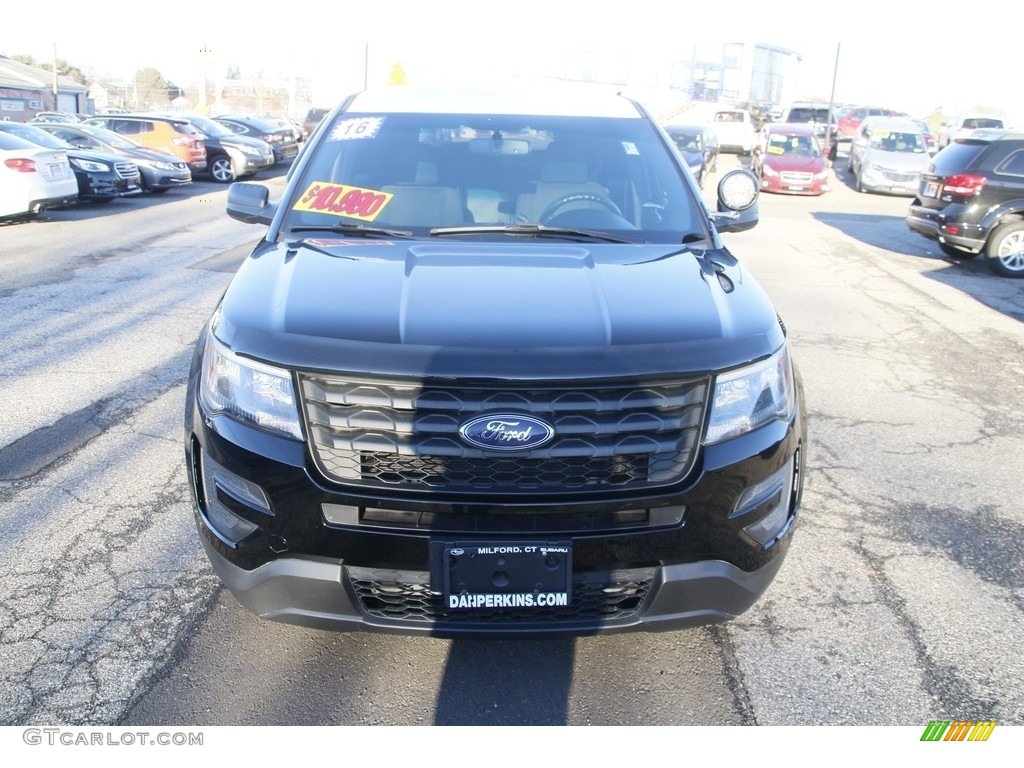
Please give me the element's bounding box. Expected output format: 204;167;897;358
458;414;554;451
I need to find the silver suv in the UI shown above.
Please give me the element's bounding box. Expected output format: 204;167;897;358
848;116;930;195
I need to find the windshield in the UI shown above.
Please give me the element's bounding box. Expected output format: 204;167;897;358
714;111;744;123
868;130;926;153
766;133;820;157
669;132;702;151
963;117;1003;130
284;111;703;243
78;124;141;149
787;107;830;123
185;116;234;138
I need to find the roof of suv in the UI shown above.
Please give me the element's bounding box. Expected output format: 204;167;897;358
344;85;645;118
960;129;1024;143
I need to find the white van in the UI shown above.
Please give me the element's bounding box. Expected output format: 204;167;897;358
712;109;757;154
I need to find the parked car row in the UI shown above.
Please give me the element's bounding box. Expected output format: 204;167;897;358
0;109;304;222
662;109;1023;279
0;121;142;205
34;122;191;192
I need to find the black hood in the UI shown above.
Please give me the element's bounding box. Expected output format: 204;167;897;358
67;147;133;166
215;240;784;380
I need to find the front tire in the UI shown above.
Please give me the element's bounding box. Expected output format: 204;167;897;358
209;155;235;183
985;220;1024;277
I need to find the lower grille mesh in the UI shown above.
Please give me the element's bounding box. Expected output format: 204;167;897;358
348;566;656;624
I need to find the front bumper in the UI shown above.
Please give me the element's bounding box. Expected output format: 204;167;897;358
858;170;919;196
199;531;789;637
271;143;299;164
78;171;142;200
234;151;275;176
760;176;829;196
142;167;192;189
185;374;806;636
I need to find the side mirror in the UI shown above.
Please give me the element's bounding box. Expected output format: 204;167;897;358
226;182;275;225
711;169;759;233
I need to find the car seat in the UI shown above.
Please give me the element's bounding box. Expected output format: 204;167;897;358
377;160;467;228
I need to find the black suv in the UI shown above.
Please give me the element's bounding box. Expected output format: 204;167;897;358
907;131;1024;277
184;86;807;636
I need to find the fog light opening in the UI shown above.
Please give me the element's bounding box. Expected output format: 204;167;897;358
199;450;269;547
736;455;797;549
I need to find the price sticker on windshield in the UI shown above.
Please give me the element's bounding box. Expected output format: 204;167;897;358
293;181;392;221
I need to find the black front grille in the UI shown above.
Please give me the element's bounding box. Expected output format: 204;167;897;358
348;566;655;624
299;373;708;494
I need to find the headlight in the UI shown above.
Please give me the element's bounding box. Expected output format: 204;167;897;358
238;145;263;157
813;168;829;180
198;329;303;440
761;162;779;177
70;157;110;172
139;158;175;170
706;346;796;444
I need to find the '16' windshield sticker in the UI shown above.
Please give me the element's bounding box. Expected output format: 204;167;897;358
329;117;384;141
293;182;392;221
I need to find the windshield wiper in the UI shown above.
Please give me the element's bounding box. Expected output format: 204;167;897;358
429;223;637;244
289;223;414;239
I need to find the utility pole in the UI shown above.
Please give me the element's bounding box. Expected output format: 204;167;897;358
826;43;841;161
51;43;58;110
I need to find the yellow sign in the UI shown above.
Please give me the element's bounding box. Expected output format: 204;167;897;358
293;182;393;222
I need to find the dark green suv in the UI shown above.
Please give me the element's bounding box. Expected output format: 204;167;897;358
907;131;1024;277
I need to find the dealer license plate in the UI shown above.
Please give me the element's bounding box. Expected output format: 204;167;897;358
435;541;572;610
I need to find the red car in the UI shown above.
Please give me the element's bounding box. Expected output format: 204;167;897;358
836;106;904;140
753;124;831;195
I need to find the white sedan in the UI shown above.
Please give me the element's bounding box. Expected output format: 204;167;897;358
0;131;78;221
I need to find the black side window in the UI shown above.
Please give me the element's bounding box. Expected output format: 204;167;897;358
115;120;143;135
994;148;1024;177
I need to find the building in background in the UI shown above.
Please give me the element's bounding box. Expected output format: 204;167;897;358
668;44;802;107
0;55;89;121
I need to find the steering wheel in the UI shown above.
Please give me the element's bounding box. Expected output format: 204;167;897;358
538;192;623;224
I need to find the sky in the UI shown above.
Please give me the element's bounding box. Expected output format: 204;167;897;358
3;2;1018;120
